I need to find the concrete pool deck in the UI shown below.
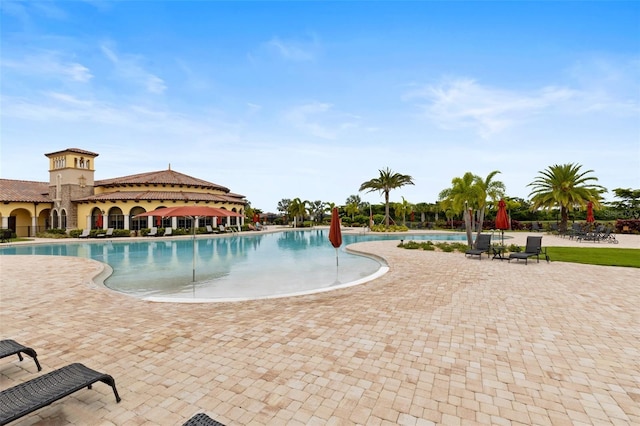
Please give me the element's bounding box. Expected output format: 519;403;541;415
1;231;639;425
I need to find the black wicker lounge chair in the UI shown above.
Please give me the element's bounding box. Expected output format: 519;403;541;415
0;339;42;372
0;363;121;425
0;230;11;243
465;234;492;260
183;413;226;426
508;236;549;264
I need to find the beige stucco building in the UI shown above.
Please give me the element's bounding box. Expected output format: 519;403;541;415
0;148;246;237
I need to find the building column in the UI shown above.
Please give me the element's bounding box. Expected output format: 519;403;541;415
124;214;130;230
31;216;37;237
1;216;8;229
147;217;153;228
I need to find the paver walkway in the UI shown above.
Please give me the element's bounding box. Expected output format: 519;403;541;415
1;232;639;425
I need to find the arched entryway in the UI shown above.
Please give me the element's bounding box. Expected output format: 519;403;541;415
107;207;124;229
130;207;147;231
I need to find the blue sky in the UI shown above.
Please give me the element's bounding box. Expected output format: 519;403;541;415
1;1;638;213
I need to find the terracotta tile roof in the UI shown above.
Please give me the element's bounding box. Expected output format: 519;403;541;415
0;179;51;203
96;169;231;192
44;147;99;157
74;190;245;204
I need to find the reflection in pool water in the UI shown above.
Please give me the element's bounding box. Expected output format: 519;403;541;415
0;230;467;301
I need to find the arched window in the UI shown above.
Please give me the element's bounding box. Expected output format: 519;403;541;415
60;209;67;230
52;210;59;229
108;207;124;229
130;207;147;231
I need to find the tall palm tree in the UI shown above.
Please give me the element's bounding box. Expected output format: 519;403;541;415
473;170;505;240
439;172;482;246
529;163;606;232
288;198;308;228
359;167;415;227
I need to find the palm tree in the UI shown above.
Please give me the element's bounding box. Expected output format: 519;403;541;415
359;167;415;227
528;163;606;232
393;197;414;226
344;194;362;220
414;202;429;223
288;198;308;228
307;200;328;224
473;171;505;240
439;172;482;246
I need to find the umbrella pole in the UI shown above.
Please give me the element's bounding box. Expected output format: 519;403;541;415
335;247;339;266
192;219;196;282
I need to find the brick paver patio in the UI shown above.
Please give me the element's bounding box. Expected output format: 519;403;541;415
1;231;639;425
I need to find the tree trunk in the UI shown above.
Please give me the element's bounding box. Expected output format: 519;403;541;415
475;207;486;242
560;205;569;232
384;191;390;227
464;210;473;247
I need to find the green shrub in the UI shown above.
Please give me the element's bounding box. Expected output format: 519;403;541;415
68;229;84;238
507;244;521;253
436;243;456;252
371;224;409;232
47;228;68;235
398;240;436;250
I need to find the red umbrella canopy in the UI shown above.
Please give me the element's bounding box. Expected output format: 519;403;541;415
135;206;242;218
495;199;509;230
95;214;103;228
586;201;595;223
329;207;342;248
253;213;260;223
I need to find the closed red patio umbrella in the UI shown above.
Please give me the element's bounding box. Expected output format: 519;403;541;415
495;199;509;245
95;214;103;229
328;207;342;266
586;201;595;223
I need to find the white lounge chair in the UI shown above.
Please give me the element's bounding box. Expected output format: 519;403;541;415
96;228;114;238
78;229;90;238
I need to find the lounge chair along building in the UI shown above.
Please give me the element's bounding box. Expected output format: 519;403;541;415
0;148;246;237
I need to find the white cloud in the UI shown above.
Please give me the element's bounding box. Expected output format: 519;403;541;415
405;78;577;138
264;35;319;62
100;43;167;94
1;52;93;82
284;102;336;139
406;57;640;139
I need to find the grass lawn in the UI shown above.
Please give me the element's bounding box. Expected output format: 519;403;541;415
545;247;640;268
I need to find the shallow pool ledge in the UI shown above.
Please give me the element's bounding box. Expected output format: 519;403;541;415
143;243;390;304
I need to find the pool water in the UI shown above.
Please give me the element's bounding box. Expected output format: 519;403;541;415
0;230;466;301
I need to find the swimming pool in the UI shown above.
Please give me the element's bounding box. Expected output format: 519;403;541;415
0;230;467;301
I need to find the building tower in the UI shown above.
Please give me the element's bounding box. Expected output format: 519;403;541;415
45;148;98;230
